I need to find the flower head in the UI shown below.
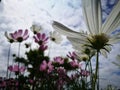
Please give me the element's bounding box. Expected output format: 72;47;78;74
39;60;54;74
69;60;79;69
5;31;14;43
10;29;29;42
33;33;49;45
30;24;42;34
80;69;90;77
8;65;26;73
50;31;63;44
52;0;120;57
53;56;64;65
67;52;77;60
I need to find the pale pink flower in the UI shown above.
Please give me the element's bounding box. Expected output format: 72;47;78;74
40;60;54;74
54;56;64;65
33;33;49;45
57;67;66;77
8;65;26;73
80;69;90;77
69;60;79;68
10;29;29;42
67;52;77;60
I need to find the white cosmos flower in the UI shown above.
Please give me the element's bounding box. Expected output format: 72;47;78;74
52;0;120;57
30;24;43;34
5;31;14;43
50;31;63;44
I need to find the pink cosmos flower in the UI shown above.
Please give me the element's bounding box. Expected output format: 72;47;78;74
54;56;64;65
57;67;66;77
10;29;29;42
69;60;79;68
33;33;49;45
80;69;90;77
67;52;77;60
40;60;54;74
8;65;26;73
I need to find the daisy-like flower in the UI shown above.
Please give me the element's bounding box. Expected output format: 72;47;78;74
33;33;49;45
30;24;42;34
52;0;120;57
52;0;120;89
50;31;63;44
5;31;14;43
10;29;29;42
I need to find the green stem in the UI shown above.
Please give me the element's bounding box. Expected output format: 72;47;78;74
93;50;99;90
85;61;89;86
89;59;93;89
18;43;21;74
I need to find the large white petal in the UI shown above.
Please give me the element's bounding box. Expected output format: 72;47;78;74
82;0;102;34
100;49;108;58
67;36;88;46
102;0;120;34
109;37;120;44
52;21;83;38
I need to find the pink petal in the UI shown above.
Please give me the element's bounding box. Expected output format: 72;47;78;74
17;29;23;37
37;33;41;40
23;29;28;37
8;65;13;71
40;60;47;71
23;35;29;40
11;31;18;39
42;33;45;40
33;36;39;43
13;65;19;72
44;37;49;41
20;66;26;72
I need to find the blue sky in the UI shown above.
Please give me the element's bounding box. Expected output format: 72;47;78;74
0;0;120;88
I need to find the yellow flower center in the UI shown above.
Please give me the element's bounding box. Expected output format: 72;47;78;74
87;33;109;51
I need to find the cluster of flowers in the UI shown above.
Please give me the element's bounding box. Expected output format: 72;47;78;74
1;24;91;90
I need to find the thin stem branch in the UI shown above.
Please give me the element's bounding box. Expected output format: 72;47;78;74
6;44;11;78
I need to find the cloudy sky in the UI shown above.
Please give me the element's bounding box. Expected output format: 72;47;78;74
0;0;120;88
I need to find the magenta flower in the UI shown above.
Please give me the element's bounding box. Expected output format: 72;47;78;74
69;60;79;68
33;33;49;45
10;29;29;42
39;44;48;51
54;57;64;65
67;52;77;60
57;67;66;77
80;69;90;77
8;65;26;73
39;60;54;74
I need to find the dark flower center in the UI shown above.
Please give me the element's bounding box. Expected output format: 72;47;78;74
17;37;23;42
38;40;43;45
51;37;56;41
